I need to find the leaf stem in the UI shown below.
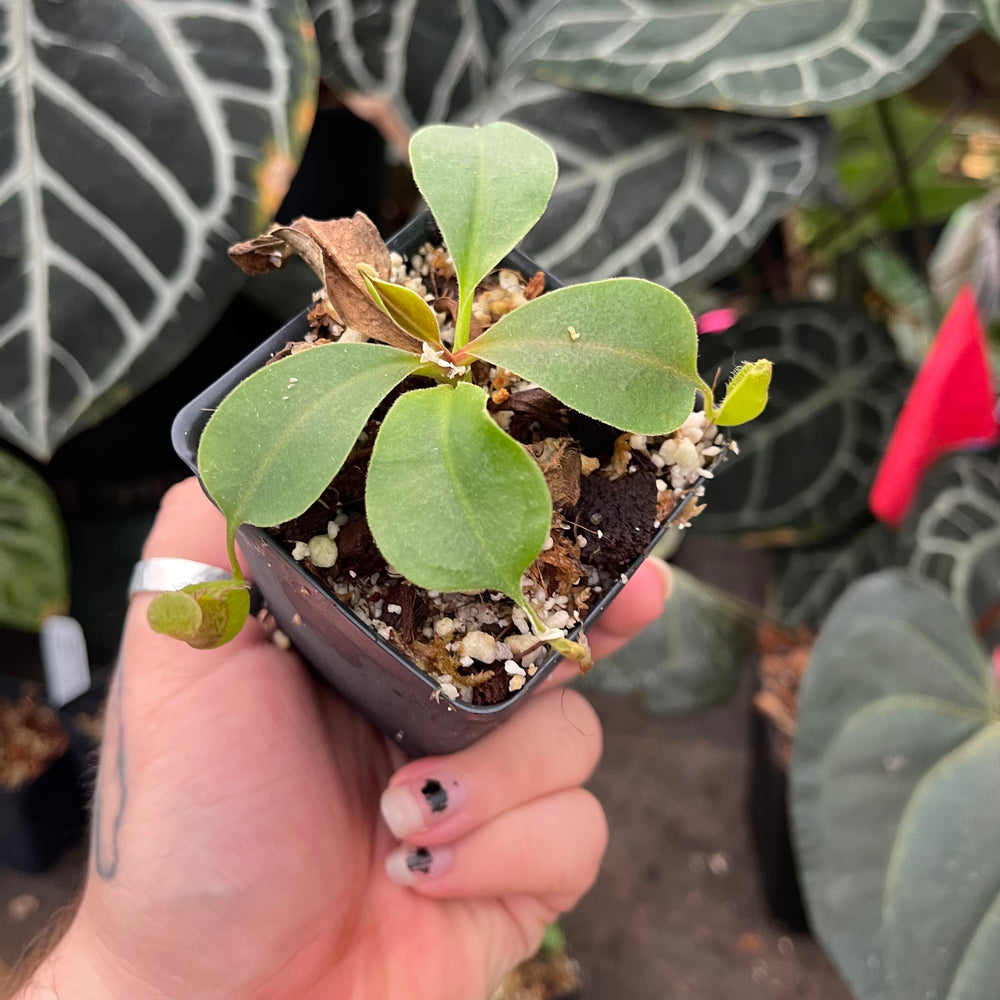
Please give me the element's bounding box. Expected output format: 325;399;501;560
226;524;244;584
454;291;474;352
809;95;968;254
874;99;932;284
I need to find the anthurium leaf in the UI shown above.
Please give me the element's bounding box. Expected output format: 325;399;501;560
883;726;1000;1000
359;264;443;346
903;446;1000;646
366;382;551;599
309;0;528;130
468;278;699;435
0;450;69;631
790;571;999;1000
694;304;910;545
147;579;250;649
713;360;773;427
579;567;754;712
198;343;422;530
468;79;831;289
409;122;557;340
772;520;902;631
2;0;319;460
502;0;979;116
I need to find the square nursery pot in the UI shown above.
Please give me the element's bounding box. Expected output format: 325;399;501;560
172;213;712;757
0;679;85;873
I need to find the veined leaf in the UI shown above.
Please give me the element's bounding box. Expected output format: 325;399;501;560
502;0;980;116
359;264;443;346
791;571;1000;1000
694;304;910;545
469;278;699;435
468;79;831;288
309;0;528;130
0;449;69;631
409;122;556;345
903;447;1000;646
366;382;551;599
1;0;319;459
198;343;422;531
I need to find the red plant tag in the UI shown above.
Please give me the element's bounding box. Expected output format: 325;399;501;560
870;287;1000;528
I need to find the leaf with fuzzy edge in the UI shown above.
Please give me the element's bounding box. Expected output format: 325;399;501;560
713;360;773;426
409;123;557;347
366;382;551;600
468;278;700;435
198;343;423;541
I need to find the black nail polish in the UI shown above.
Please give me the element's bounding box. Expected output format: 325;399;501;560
422;778;448;814
406;847;433;874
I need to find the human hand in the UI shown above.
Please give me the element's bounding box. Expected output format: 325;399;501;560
21;478;672;1000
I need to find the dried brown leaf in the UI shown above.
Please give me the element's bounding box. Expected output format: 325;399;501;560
229;214;421;352
523;270;546;300
528;437;581;508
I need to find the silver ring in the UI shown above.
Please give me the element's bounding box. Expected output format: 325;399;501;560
128;557;231;597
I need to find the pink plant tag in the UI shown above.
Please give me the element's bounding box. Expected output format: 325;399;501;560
870;287;1000;528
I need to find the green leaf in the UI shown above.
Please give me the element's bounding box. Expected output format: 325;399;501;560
0;450;69;631
366;382;551;600
712;360;773;427
883;726;1000;1000
578;567;753;713
147;579;250;649
501;0;979;116
790;571;1000;1000
2;0;319;459
198;342;422;532
409;122;557;347
359;264;443;346
468;278;699;435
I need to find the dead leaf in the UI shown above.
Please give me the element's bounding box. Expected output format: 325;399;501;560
229;214;422;353
605;432;633;480
528;437;581;508
524;270;546;300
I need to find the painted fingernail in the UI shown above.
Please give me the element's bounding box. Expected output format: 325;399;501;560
380;777;465;839
385;845;453;886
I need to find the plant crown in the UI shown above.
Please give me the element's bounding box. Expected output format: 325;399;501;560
149;122;771;653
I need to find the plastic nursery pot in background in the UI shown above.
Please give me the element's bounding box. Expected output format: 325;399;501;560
0;679;84;873
172;213;714;757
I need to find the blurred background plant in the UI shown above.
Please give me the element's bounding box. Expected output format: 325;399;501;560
4;1;1000;996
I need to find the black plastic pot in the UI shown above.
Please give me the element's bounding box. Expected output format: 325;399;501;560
172;214;708;757
0;680;84;873
747;688;809;932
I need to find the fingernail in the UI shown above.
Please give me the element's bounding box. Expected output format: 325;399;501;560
385;845;453;886
380;777;465;839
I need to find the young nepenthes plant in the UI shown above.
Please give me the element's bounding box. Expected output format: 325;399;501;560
148;122;771;664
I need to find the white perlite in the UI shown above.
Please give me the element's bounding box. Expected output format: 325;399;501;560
307;535;338;568
458;630;497;664
291;541;311;561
